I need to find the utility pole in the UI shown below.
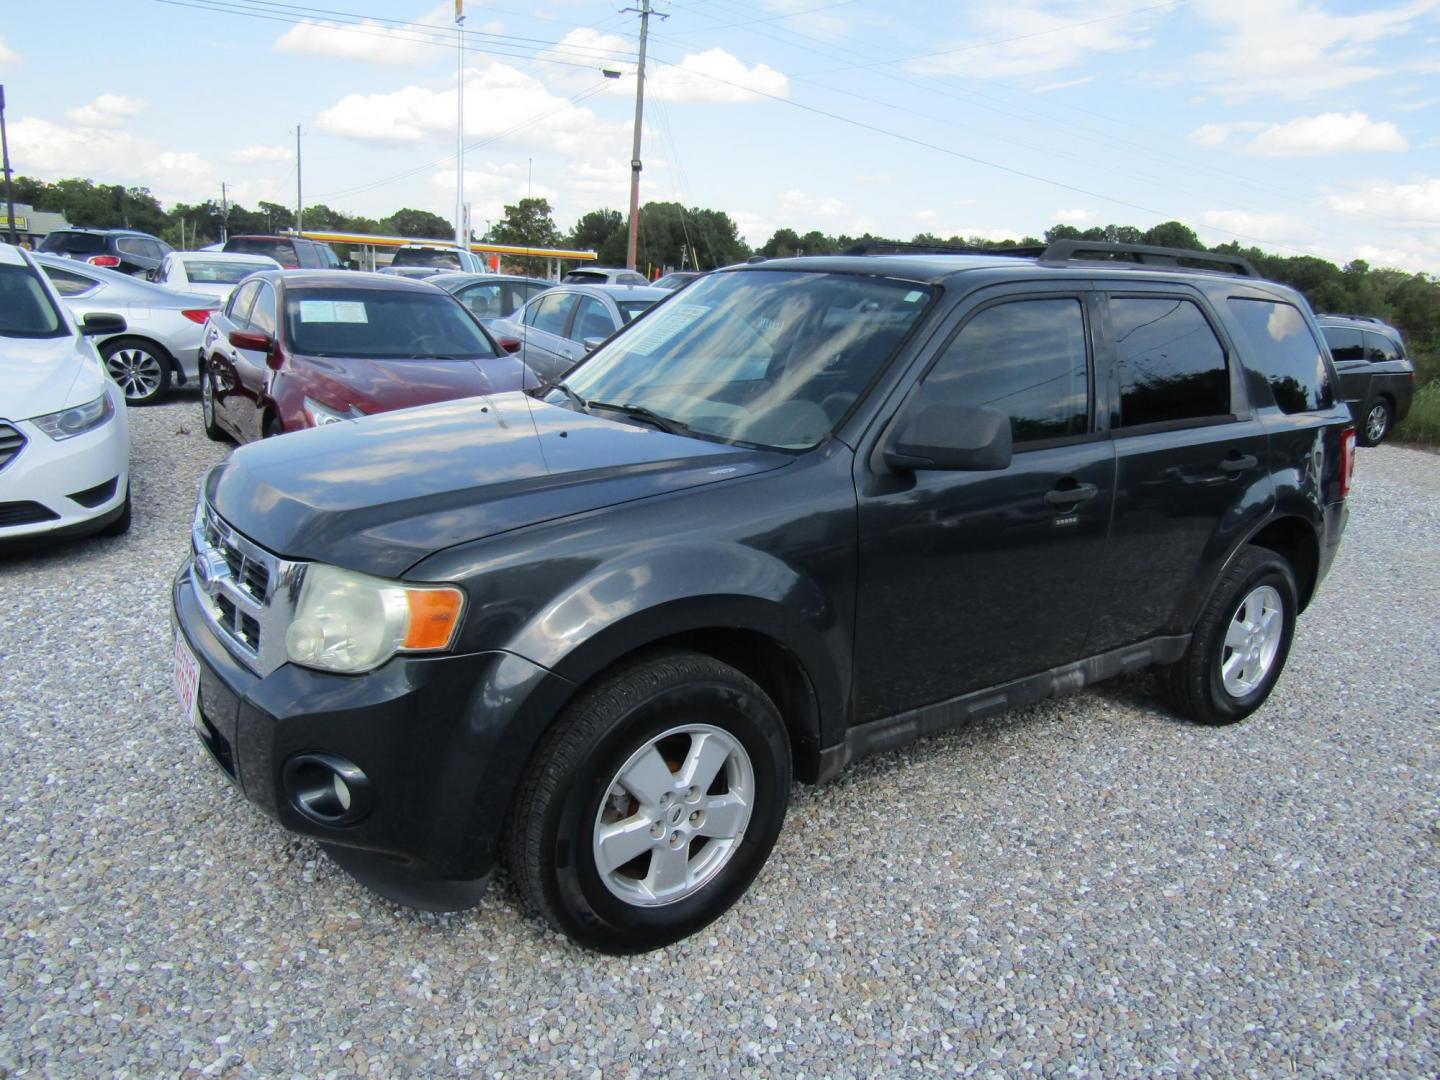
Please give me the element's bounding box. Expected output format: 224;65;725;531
295;125;303;233
455;0;466;249
0;85;16;245
220;182;228;243
623;0;665;272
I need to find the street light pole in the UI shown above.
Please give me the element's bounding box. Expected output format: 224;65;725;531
455;0;466;249
0;85;17;245
295;124;303;233
624;0;656;273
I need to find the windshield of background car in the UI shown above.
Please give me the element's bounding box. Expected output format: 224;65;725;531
226;238;297;265
39;233;106;256
182;258;273;284
284;288;498;360
557;270;934;450
0;264;67;338
393;249;463;269
616;299;658;323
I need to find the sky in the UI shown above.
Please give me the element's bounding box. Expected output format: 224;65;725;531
2;0;1438;271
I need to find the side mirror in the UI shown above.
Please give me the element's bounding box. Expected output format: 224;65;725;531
80;312;127;337
495;336;523;355
581;336;607;353
884;403;1013;472
229;329;279;369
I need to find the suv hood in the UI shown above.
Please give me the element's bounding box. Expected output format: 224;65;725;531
207;392;791;577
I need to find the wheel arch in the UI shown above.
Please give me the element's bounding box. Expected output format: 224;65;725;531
1238;513;1321;612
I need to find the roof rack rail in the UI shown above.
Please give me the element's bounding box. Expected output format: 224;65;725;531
842;239;1046;258
1038;240;1260;278
1316;312;1385;324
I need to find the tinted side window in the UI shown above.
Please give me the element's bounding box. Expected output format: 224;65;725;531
250;283;279;337
116;238;145;256
1226;298;1333;414
926;297;1090;445
1111;297;1229;427
42;265;99;297
1364;331;1401;364
228;281;261;328
459;282;504;318
1322;327;1365;363
532;293;578;336
41;233;106;255
572;296;615;341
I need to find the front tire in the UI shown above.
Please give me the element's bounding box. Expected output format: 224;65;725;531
1162;547;1298;726
1359;397;1392;447
504;651;791;954
200;362;228;442
100;338;171;405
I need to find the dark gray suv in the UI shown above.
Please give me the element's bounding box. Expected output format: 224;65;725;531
1317;314;1414;445
39;228;173;277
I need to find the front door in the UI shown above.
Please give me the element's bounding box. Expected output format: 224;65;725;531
853;289;1116;725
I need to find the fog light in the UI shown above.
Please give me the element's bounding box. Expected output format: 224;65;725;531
282;752;372;825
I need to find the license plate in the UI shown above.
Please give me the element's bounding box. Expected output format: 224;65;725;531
174;631;201;728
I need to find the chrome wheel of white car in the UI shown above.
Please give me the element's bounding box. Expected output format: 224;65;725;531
592;724;755;907
100;339;170;404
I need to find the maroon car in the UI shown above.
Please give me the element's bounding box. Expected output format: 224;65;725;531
199;272;533;442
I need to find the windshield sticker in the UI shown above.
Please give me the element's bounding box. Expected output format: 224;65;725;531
618;303;709;356
904;290;924;303
299;300;369;323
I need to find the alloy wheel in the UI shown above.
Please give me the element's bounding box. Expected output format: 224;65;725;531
1366;403;1389;444
1220;584;1284;697
106;347;164;401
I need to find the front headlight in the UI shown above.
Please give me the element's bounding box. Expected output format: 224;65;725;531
30;394;115;441
304;397;363;427
284;564;465;674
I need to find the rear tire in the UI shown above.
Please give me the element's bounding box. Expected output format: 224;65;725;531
504;650;791;954
1162;547;1297;725
100;338;171;405
1358;397;1392;447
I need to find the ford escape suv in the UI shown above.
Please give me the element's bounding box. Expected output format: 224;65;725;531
173;241;1354;953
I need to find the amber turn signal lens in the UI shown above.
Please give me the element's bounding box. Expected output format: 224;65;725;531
403;587;465;650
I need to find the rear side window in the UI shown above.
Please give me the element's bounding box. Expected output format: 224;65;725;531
1110;297;1229;428
927;297;1090;446
228;280;261;328
1322;326;1365;363
42;265;99;297
39;232;106;255
1364;331;1402;364
572;296;615;341
250;283;279;338
1226;298;1333;414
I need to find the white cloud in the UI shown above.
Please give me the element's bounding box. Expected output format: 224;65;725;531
1189;122;1233;147
780;189;846;219
0;35;19;69
229;144;294;165
650;49;789;104
1034;75;1096;93
1354;241;1440;270
911;1;1165;78
8;117;214;204
1189;0;1439;101
65;94;145;126
1197;209;1309;243
1244;111;1407;155
1053;207;1097;223
1326;177;1440;225
273;3;461;66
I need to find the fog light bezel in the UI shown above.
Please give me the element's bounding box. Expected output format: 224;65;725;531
282;752;374;826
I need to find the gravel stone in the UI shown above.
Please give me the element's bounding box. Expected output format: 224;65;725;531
1;398;1436;1076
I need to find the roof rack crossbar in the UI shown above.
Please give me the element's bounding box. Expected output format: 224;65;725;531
1039;240;1259;278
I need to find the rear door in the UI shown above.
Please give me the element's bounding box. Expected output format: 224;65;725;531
1322;325;1369;416
521;292;580;381
1087;286;1271;652
853;285;1116;722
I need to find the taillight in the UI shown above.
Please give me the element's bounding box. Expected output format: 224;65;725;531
87;255;121;268
1340;427;1356;498
180;309;213;325
497;336;522;354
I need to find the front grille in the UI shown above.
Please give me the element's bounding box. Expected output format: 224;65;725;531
0;501;59;527
190;502;303;675
0;424;25;473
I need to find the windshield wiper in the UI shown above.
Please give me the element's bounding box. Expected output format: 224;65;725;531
587;401;690;435
539;379;589;413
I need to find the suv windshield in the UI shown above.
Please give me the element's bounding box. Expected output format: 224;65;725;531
226;237;297;266
393;248;463;269
39;232;107;256
0;264;66;338
183;258;274;284
284;288;498;360
557;269;933;450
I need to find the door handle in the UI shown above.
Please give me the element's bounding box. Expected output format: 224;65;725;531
1219;454;1258;473
1045;482;1099;507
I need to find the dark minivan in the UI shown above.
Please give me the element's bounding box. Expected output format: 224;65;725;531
1317;313;1414;445
173;242;1354;953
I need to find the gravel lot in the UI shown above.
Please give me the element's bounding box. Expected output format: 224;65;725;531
1;397;1436;1077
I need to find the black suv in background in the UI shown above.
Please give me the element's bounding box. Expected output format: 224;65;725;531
39;227;173;277
1316;313;1414;445
173;242;1355;953
223;234;344;270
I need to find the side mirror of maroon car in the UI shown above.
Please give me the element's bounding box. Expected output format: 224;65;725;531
229;329;282;370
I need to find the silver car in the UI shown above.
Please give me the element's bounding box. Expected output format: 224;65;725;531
34;253;221;404
487;283;670;384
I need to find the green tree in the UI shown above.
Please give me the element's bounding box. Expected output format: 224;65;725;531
571;208;624;253
1141;221;1202;250
381;208;453;239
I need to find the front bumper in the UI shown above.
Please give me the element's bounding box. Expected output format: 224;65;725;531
172;561;572;888
0;395;129;540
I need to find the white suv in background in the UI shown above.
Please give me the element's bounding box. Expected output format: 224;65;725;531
0;244;132;542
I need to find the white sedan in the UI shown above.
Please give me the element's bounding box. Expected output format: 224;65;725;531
0;243;131;542
153;251;281;302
